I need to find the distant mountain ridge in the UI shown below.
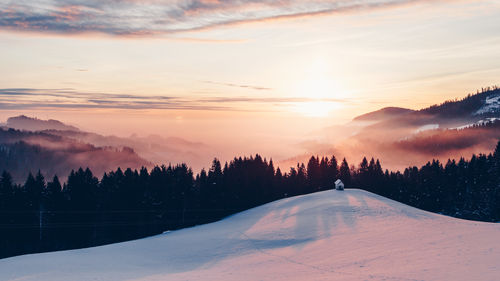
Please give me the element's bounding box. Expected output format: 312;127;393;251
42;129;211;169
0;127;149;183
353;107;414;122
5;115;79;132
0;115;212;181
354;87;500;128
421;87;500;118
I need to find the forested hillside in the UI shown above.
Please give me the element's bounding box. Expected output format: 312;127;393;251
0;128;149;182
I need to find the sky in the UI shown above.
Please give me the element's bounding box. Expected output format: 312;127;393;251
1;0;500;165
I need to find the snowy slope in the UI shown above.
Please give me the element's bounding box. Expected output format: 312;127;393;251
476;92;500;115
1;189;500;281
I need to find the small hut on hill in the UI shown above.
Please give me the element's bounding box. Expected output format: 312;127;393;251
335;179;344;191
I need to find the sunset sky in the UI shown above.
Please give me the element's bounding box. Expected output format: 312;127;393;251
1;0;500;164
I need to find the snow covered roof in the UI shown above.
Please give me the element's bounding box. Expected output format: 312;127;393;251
335;179;343;185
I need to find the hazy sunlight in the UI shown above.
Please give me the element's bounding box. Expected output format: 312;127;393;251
294;101;336;117
293;61;343;117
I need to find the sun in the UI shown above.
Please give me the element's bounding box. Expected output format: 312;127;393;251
290;60;343;117
293;72;342;117
293;78;340;117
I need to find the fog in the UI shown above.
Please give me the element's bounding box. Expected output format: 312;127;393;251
2;89;499;178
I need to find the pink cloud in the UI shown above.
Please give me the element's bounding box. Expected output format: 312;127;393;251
0;0;454;36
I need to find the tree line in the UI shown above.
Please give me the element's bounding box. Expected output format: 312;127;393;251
1;142;499;259
421;86;499;118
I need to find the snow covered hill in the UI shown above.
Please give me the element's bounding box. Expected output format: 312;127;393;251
476;92;500;115
1;189;499;281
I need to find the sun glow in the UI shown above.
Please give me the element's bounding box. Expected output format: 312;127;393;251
294;101;336;117
293;61;343;117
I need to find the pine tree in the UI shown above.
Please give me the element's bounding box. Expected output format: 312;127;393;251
24;172;41;208
339;158;351;187
328;155;339;188
307;156;320;191
493;141;500;219
0;171;13;208
208;158;223;185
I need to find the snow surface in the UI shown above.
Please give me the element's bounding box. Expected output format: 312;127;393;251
454;117;500;130
476;94;500;115
1;189;500;281
415;124;439;133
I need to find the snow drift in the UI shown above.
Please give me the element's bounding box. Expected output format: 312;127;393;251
1;189;499;281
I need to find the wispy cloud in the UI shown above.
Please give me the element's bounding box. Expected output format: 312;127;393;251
202;80;272;91
0;0;434;36
0;88;345;111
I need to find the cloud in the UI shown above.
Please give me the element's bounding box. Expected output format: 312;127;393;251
0;0;434;36
202;80;272;91
0;88;345;111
